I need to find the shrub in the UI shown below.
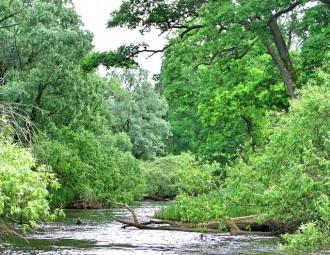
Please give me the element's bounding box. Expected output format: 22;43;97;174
141;153;191;197
281;222;330;252
223;84;330;223
0;141;58;227
157;78;330;235
33;128;144;207
142;153;219;197
156;193;224;223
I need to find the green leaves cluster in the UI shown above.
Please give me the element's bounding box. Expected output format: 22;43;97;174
162;45;289;162
224;81;330;222
156;193;225;223
281;222;330;252
142;153;219;198
34;129;144;207
1;0;168;211
157;73;330;248
0;137;59;226
109;69;171;160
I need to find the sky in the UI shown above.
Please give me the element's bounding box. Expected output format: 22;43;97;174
72;0;166;76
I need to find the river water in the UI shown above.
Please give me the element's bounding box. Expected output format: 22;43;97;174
0;201;286;255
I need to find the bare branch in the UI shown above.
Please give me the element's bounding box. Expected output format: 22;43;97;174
179;24;204;38
110;201;139;224
269;1;304;22
129;44;172;59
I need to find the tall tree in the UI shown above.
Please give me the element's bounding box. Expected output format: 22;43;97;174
104;0;329;98
0;0;95;132
162;42;289;162
109;69;171;160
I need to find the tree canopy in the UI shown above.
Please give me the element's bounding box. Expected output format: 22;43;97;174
105;0;329;97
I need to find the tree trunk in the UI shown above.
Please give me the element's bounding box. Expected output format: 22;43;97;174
27;83;46;140
30;84;45;122
241;115;256;152
266;18;297;98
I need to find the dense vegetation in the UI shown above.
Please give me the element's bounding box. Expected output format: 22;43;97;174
0;135;59;228
0;0;165;214
104;0;330;251
1;0;330;252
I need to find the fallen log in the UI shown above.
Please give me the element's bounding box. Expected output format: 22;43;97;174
111;202;275;236
195;215;262;232
114;216;221;233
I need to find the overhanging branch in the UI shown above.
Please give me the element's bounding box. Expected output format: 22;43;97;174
269;1;304;22
0;23;19;29
0;8;24;24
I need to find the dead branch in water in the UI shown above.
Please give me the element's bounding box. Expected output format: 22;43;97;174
0;224;29;244
110;202;275;236
110;201;139;224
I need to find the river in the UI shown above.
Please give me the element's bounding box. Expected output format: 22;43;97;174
0;201;286;254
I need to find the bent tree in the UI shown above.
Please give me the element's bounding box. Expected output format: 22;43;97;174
89;0;329;98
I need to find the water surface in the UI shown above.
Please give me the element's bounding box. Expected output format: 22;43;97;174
1;201;286;254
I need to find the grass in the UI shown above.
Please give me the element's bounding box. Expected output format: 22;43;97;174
155;199;261;223
155;203;182;221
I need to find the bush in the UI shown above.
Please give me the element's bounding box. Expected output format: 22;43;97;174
33;128;144;207
157;78;330;235
0;140;58;227
281;222;330;252
178;157;219;195
223;84;330;224
156;193;224;223
141;153;219;197
141;153;190;198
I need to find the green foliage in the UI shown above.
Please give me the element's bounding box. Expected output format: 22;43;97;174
0;137;58;226
223;81;330;224
157;72;330;241
178;157;219;195
107;0;329;100
0;0;150;210
109;69;171;160
281;222;330;252
33;128;144;207
161;37;289;162
156;193;224;223
106;0;329;163
142;153;219;198
141;154;190;198
81;49;137;72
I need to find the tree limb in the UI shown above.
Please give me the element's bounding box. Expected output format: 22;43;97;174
110;201;139;224
0;8;24;24
269;1;304;23
0;23;19;29
264;40;296;97
112;203;275;235
177;24;204;38
131;45;172;59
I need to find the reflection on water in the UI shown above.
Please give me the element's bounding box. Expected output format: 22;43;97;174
0;202;284;254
